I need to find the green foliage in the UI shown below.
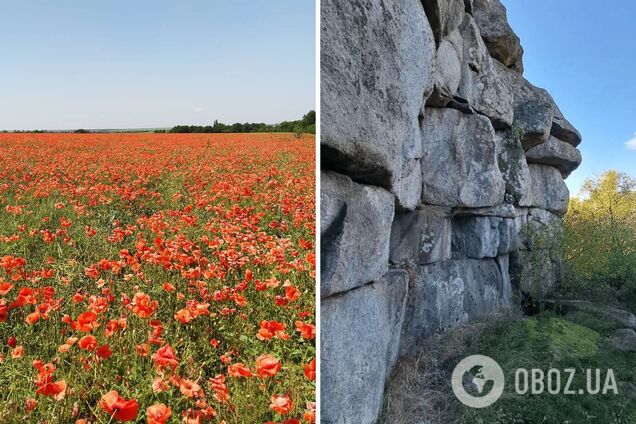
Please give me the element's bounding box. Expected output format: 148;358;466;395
168;110;316;134
563;171;636;310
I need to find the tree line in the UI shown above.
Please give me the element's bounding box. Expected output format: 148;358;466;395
161;110;315;134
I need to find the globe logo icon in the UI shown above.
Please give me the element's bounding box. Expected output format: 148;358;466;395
451;355;505;408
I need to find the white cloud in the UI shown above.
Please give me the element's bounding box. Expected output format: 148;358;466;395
626;132;636;150
194;107;204;113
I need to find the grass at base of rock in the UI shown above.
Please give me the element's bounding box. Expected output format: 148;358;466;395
381;309;636;424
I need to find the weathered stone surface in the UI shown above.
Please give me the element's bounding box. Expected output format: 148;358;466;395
390;205;452;265
498;216;524;255
321;171;394;298
452;216;502;259
473;0;523;72
527;207;561;232
550;103;582;147
496;61;581;148
428;30;463;107
400;258;511;353
321;0;435;209
321;270;409;424
456;14;514;128
526;136;582;178
421;0;466;45
495;61;554;150
495;130;532;206
610;329;636;352
421;108;505;207
527;164;569;215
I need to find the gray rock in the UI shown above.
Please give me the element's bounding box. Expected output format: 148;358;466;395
428;30;463;107
452;216;502;259
456;14;514;128
547;93;582;147
400;258;511;353
496;61;581;148
421;108;506;207
472;0;523;72
610;329;636;352
526;136;582;178
321;171;395;298
498;217;523;255
527;207;562;232
421;0;466;45
390;205;452;265
527;164;569;215
495;129;532;206
320;0;435;210
495;61;554;150
321;270;409;424
551;111;582;147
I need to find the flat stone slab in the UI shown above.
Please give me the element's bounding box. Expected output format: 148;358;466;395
321;171;394;298
390;205;452;265
421;108;505;208
321;270;409;424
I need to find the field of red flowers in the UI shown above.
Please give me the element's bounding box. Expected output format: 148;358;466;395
0;133;315;423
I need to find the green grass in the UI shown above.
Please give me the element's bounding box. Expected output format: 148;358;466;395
456;311;636;423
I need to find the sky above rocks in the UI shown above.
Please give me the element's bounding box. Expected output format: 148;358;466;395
0;0;315;131
505;0;636;195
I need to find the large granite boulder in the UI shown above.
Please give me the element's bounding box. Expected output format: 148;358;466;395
390;205;452;265
526;136;582;178
455;14;514;128
321;171;394;298
321;270;409;424
527;164;570;215
321;0;436;210
400;257;511;353
472;0;523;72
421;108;506;207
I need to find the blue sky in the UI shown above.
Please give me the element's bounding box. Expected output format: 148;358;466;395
504;0;635;195
0;1;315;131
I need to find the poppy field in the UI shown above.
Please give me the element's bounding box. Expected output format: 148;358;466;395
0;133;315;423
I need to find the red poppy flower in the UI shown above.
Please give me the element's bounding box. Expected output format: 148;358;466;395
151;344;179;370
146;403;172;424
304;358;316;381
98;390;138;422
78;335;98;351
76;311;99;332
270;394;294;415
255;354;282;378
228;362;253;378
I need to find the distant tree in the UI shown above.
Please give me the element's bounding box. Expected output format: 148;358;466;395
564;171;636;306
74;129;90;133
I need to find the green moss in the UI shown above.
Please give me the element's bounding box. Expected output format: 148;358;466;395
538;317;599;357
